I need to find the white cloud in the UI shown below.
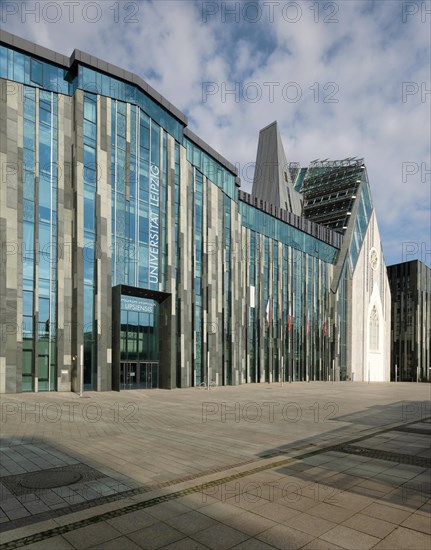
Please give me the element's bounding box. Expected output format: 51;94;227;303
4;0;430;266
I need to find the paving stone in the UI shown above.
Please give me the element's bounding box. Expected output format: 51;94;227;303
127;521;185;549
176;493;220;510
357;478;397;493
251;501;301;523
320;524;380;549
160;537;213;550
0;484;14;499
230;538;278;549
256;524;315;549
62;493;87;505
372;526;431;549
191;523;250;549
348;485;388;499
88;535;143;549
328;491;374;512
165;509;219;535
283;512;337;537
17;493;40;504
308;502;356;525
401;512;431;534
106;509;158;534
23;500;50;514
380;488;427;511
200;501;247;522
5;507;31;520
418;500;431;514
342;512;397;538
146;500;193;521
74;487;103;500
0;497;23;511
220;510;278;536
17;535;75;549
224;494;270;512
39;490;67;506
277;494;321;512
63;522;122;550
302;539;346;550
373;473;407;487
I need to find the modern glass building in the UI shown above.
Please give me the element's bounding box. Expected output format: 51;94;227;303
387;260;430;382
0;31;391;393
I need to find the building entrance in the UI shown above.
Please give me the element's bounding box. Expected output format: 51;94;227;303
119;295;159;390
120;361;159;389
112;286;171;392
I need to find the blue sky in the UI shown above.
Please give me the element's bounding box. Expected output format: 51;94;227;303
4;0;430;267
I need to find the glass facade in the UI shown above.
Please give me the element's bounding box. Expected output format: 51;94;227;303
111;102;164;292
37;90;58;391
185;138;236;199
80;66;183;143
83;92;97;389
299;160;366;234
348;177;373;271
1;34;390;393
239;202;339;264
20;86;58;391
22;87;37;391
120;297;159;363
387;261;430;382
193;169;203;385
0;45;70;94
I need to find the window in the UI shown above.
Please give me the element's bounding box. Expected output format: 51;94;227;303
369;306;379;351
30;59;43;86
84;96;97;122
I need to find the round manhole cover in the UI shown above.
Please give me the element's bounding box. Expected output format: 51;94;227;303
20;471;82;490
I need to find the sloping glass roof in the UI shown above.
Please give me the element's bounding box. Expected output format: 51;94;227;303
298;158;366;235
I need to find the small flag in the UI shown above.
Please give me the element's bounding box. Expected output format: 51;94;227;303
288;314;293;332
266;300;270;328
323;321;327;337
307;313;310;334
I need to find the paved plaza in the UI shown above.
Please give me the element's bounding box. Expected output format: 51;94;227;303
0;382;430;549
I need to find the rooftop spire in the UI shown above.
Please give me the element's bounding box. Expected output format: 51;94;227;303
251;121;302;216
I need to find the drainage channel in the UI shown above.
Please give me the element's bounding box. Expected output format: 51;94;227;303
331;444;431;468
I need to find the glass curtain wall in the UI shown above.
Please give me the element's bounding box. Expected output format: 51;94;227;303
83;92;97;389
21;87;58;391
194;169;203;385
111;101;163;291
244;228;332;383
22;87;37;391
224;196;232;384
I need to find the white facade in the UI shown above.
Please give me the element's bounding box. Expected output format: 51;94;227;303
350;213;391;381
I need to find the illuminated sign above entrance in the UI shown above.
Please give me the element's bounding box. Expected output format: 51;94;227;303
121;296;155;314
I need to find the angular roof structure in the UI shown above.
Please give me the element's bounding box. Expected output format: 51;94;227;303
251;121;303;216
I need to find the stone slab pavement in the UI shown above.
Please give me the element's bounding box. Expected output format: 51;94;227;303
0;382;430;549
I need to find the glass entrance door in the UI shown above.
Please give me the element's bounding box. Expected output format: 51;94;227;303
142;362;158;389
121;362;138;389
120;362;158;389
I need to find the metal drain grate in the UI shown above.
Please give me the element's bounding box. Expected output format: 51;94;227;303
332;444;431;468
1;463;105;496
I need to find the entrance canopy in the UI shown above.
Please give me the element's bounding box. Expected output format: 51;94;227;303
112;285;171;391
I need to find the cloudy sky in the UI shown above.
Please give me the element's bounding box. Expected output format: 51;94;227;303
5;0;430;267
